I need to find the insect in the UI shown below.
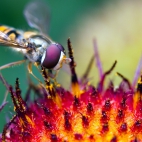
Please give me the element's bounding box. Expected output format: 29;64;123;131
0;0;71;79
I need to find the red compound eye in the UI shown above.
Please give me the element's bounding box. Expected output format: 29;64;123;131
56;43;66;54
41;43;64;69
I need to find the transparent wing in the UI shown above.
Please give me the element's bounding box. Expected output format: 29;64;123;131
24;0;50;34
0;31;29;50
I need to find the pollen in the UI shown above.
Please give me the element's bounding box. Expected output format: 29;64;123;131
1;39;142;142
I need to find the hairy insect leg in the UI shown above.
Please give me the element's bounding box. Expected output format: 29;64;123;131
27;62;42;83
0;60;26;71
27;62;48;94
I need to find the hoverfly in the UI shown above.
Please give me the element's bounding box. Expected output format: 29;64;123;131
0;1;71;79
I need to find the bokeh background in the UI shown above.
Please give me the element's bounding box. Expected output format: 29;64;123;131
0;0;142;132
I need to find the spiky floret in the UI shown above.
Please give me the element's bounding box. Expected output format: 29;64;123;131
0;39;142;142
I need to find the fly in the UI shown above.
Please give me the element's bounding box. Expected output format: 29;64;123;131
0;1;71;78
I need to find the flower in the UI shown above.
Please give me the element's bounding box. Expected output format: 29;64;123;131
0;39;142;142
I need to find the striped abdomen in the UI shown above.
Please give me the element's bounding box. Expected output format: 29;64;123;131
0;25;22;41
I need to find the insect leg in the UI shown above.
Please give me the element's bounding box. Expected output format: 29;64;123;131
27;62;48;94
27;62;42;83
0;60;26;70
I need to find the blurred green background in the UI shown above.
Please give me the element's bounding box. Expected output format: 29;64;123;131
0;0;142;132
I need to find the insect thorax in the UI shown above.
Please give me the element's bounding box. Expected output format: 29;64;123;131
23;32;53;63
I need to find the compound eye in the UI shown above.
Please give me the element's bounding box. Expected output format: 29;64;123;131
41;44;61;69
56;43;66;54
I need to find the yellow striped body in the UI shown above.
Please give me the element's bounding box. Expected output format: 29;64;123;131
0;25;43;62
0;25;68;70
0;25;37;41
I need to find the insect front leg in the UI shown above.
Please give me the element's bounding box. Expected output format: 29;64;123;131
27;62;49;94
0;60;26;71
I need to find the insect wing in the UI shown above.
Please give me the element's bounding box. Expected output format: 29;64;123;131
0;31;11;41
24;0;50;34
0;31;28;49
